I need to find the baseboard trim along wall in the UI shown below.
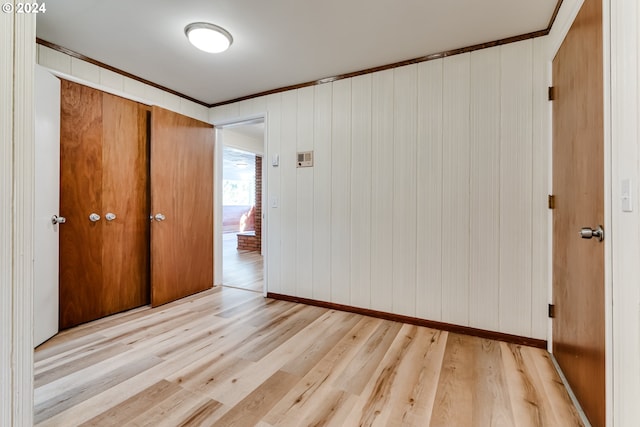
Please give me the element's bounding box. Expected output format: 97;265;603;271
267;292;548;349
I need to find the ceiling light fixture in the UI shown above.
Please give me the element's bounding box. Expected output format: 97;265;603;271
185;22;233;53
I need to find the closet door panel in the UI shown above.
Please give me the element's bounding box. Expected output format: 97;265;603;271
102;94;150;314
150;106;214;306
59;80;104;329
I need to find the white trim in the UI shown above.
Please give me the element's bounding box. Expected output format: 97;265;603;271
602;1;614;425
609;0;640;425
1;7;36;426
215;115;269;297
0;7;15;426
548;0;586;58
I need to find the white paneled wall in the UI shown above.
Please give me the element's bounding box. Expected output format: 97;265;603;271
416;60;444;321
369;69;395;313
441;53;471;327
37;45;209;122
211;38;549;339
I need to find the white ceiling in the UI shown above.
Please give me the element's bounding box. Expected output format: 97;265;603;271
36;0;559;106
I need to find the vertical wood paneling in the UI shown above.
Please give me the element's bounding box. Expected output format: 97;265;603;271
441;53;471;326
280;91;298;295
217;41;549;341
392;65;418;317
350;74;372;309
370;70;394;313
296;87;314;299
312;84;333;302
469;47;501;331
10;10;36;424
499;40;534;337
611;0;640;423
531;38;549;340
331;79;352;305
266;93;282;294
416;59;444;321
1;15;14;425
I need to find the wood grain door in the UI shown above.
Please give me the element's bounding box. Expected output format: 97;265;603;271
150;106;214;306
552;0;605;425
59;80;105;329
60;81;149;329
101;93;150;314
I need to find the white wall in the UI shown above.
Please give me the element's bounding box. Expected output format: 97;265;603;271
610;0;640;425
37;45;209;122
1;5;35;426
224;128;264;155
212;38;549;340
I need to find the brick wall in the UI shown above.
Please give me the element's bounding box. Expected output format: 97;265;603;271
255;156;262;251
237;156;262;252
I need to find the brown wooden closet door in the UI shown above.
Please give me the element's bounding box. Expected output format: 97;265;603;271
150;106;214;306
552;0;605;425
59;80;105;329
102;94;150;315
60;81;149;329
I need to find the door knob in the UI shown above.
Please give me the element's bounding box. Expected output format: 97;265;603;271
51;215;66;225
154;213;166;222
89;213;101;222
105;212;117;221
580;225;604;242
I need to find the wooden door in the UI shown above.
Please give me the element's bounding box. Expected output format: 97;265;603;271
150;106;214;306
552;0;605;425
60;81;149;329
59;80;105;329
101;94;150;314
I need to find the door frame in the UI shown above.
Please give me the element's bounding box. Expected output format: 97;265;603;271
213;114;268;296
547;0;613;425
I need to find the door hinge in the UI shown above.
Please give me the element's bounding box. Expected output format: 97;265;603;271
548;86;556;101
548;194;556;209
548;304;556;318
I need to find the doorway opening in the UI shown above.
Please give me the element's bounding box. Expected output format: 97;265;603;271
217;119;265;294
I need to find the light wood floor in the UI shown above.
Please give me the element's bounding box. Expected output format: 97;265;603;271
34;287;584;426
222;232;263;293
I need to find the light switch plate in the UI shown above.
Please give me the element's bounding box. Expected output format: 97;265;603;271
622;179;633;212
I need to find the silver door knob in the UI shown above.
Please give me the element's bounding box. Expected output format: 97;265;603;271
51;215;66;225
154;213;166;222
580;225;604;242
89;213;101;222
105;212;117;221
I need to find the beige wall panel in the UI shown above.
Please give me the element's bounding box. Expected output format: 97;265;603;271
330;79;352;305
441;53;471;326
265;93;283;294
280;91;298;295
416;59;444;321
312;83;333;302
469;47;501;331
350;74;372;309
531;37;550;340
499;40;534;336
296;87;314;298
392;65;418;317
370;69;395;313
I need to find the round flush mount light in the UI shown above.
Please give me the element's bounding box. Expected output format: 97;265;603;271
185;22;233;53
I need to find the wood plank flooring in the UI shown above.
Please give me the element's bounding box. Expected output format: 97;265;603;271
34;287;584;426
222;232;263;293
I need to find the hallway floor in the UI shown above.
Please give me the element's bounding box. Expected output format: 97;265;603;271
222;232;263;293
34;286;584;426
